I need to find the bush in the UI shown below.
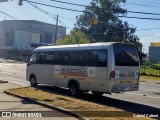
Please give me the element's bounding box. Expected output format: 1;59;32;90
141;61;151;66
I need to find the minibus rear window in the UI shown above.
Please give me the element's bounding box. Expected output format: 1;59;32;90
113;44;139;66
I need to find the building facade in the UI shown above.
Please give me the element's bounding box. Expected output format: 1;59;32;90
149;42;160;63
0;20;66;49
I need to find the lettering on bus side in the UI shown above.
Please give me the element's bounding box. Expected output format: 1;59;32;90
116;71;136;78
61;67;87;76
119;72;135;77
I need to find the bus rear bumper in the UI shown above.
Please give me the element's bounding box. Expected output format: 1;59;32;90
111;85;139;93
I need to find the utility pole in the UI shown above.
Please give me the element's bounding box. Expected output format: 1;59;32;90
55;15;58;43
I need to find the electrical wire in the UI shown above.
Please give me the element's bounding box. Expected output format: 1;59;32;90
128;0;160;5
26;1;76;20
0;10;63;39
127;2;160;8
0;11;17;20
127;10;160;16
26;2;72;30
2;1;160;37
24;0;160;17
24;0;83;12
49;0;86;7
119;16;160;21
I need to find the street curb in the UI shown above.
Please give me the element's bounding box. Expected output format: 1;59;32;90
0;80;8;83
4;89;88;120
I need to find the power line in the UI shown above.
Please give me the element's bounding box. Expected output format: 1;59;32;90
127;2;160;8
132;0;160;5
24;0;160;17
24;0;83;12
58;16;76;21
0;11;17;20
50;0;160;9
127;10;160;16
0;11;61;39
138;28;160;31
26;1;76;21
26;2;72;30
120;16;160;21
26;2;57;18
49;0;86;7
137;34;160;37
0;5;24;20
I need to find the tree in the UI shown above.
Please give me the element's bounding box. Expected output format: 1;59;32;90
57;29;92;45
75;0;142;49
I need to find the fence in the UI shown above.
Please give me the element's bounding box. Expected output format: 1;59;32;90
0;49;32;61
141;65;160;77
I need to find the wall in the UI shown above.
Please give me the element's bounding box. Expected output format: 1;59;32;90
14;31;31;49
149;46;160;63
0;20;66;48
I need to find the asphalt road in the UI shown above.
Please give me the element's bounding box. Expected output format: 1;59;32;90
0;60;160;118
0;83;77;120
0;61;77;120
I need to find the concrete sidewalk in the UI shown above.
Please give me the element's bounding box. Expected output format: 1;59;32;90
0;82;77;120
140;78;160;84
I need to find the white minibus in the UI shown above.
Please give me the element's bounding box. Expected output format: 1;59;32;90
26;42;140;95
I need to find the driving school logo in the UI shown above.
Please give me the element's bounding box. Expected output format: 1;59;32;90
61;67;87;76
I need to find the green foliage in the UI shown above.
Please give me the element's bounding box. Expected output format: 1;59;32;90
57;29;92;45
74;0;142;49
156;62;160;65
141;61;160;77
141;61;151;66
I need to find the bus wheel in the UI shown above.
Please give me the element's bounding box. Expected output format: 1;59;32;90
30;76;37;87
92;91;103;96
69;82;79;96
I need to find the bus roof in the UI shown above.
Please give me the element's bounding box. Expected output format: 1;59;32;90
34;42;120;52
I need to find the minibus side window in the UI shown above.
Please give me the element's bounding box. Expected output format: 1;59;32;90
60;52;70;65
53;52;61;65
70;51;86;66
29;53;37;65
46;52;55;64
87;51;96;66
53;51;70;65
87;50;107;67
113;44;139;66
96;50;107;67
37;53;47;64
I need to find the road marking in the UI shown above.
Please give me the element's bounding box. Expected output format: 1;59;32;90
8;80;28;86
126;92;160;99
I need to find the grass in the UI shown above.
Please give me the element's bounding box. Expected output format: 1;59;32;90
153;63;160;67
7;87;152;120
140;75;160;81
140;62;160;78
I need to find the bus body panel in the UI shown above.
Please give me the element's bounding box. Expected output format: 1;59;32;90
109;43;140;93
53;65;109;92
26;42;140;94
110;66;139;93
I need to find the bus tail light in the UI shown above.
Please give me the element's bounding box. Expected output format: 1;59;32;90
109;71;115;79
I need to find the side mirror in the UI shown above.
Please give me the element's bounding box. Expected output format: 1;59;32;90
26;58;30;66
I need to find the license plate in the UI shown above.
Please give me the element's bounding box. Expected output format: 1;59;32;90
124;87;130;91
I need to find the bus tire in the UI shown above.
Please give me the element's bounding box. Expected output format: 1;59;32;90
69;81;79;96
92;91;103;96
30;75;38;87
